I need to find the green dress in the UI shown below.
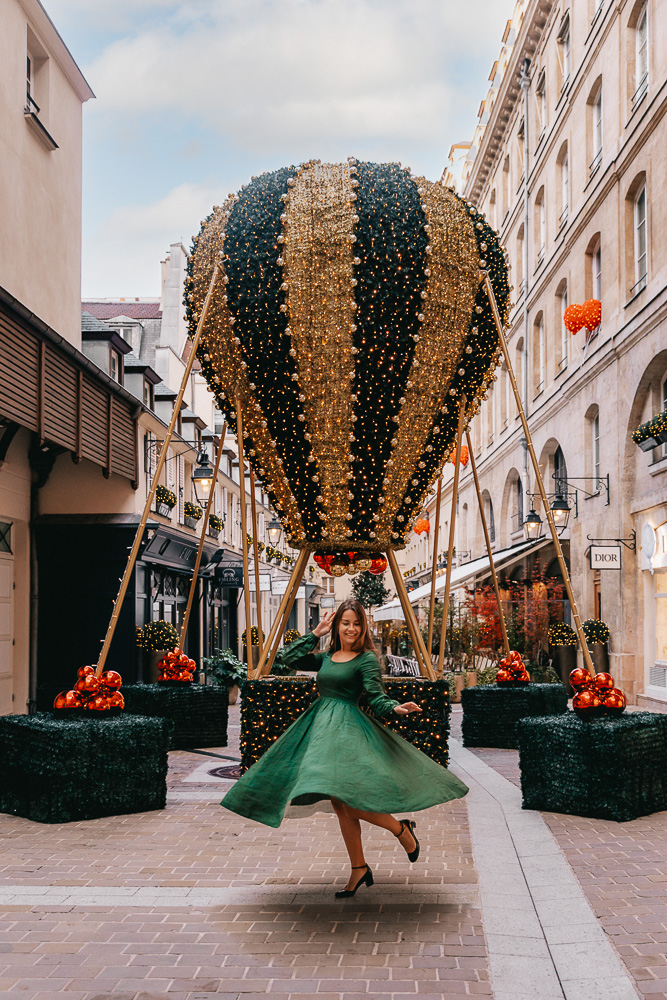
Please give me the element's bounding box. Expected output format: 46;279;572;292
221;633;468;828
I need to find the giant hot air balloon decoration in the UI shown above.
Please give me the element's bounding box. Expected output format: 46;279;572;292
185;159;510;555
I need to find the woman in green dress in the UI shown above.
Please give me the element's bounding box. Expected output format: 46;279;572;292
221;598;468;897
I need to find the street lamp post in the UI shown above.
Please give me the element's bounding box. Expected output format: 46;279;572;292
523;507;544;541
267;518;283;546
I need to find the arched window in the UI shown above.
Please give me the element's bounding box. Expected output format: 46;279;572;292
556;279;568;372
487;497;496;544
516;223;524;291
557;143;569;229
535;70;547;141
533;312;545;397
516;336;524;409
631;2;649;109
535;187;546;265
585;404;601;488
587;76;603;178
625;172;648;298
634;184;648;292
516;476;524;529
557;14;571;92
489;188;497;230
502;155;510;220
554;446;568;499
500;362;509;431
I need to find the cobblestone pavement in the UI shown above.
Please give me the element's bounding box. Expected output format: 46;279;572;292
0;707;490;1000
452;705;667;1000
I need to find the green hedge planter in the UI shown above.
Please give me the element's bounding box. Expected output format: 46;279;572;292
0;713;170;824
461;683;568;749
518;711;667;822
240;676;450;772
122;683;229;749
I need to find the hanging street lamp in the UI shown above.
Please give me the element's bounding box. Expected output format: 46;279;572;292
191;449;215;503
523;507;544;541
267;518;283;546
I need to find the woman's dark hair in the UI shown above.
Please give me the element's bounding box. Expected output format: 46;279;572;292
328;599;378;655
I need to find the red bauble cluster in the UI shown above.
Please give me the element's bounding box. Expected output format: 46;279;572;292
313;552;388;576
413;518;430;535
564;299;601;334
569;668;627;718
496;650;530;685
158;649;196;683
53;666;125;712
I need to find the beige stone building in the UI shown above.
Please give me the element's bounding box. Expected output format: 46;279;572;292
395;0;666;706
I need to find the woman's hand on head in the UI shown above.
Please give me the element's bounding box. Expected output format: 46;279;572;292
312;611;335;638
393;701;422;715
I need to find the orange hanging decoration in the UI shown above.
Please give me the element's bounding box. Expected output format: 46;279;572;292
581;298;601;332
369;556;388;575
563;303;585;334
448;445;469;467
413;518;430;535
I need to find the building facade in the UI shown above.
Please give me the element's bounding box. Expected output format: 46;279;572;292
411;0;666;705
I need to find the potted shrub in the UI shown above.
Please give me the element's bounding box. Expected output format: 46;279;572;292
209;514;224;538
155;485;177;518
184;501;203;529
582;619;611;673
632;411;667;452
136;620;180;682
242;626;265;670
548;622;578;693
203;648;247;704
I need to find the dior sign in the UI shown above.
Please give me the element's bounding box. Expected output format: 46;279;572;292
589;545;622;570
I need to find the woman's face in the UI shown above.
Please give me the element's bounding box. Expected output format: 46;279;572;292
339;610;362;646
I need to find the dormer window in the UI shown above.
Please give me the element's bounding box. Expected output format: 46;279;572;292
110;348;122;384
143;379;154;408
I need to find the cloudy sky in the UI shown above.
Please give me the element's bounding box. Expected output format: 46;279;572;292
45;0;513;297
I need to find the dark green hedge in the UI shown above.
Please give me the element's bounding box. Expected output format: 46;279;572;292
240;676;450;771
122;683;229;749
461;683;567;749
518;711;667;822
0;713;170;824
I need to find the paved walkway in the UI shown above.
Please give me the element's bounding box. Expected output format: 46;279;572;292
0;704;664;999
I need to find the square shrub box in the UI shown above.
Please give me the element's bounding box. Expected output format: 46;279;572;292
0;713;170;824
518;711;667;822
461;683;568;749
240;676;450;772
122;683;229;749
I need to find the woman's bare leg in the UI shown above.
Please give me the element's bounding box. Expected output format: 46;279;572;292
331;797;366;890
346;806;417;853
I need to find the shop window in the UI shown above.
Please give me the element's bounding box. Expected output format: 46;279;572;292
652;571;667;688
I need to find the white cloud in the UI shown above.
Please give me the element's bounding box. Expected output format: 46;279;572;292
83;181;222;296
82;0;509;154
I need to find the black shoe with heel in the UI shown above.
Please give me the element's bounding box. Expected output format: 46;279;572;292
335;864;374;898
395;818;420;862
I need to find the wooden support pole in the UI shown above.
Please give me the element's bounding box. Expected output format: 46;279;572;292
482;271;595;673
427;477;443;660
179;423;227;653
248;466;264;664
235;398;255;678
465;427;510;658
437;397;467;679
258;549;311;678
386;550;435;680
95;265;220;676
255;549;310;678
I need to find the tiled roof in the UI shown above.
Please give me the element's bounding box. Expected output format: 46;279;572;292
83;301;162;320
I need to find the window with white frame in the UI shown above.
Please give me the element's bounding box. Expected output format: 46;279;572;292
536;72;547;138
592;411;601;489
560;152;569;227
534;315;545;395
592;243;602;300
558;285;568;371
634;184;647;293
662;374;667;459
634;4;649;106
593;89;603;164
558;17;571;90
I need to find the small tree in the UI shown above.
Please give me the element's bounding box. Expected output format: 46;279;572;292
352;571;391;610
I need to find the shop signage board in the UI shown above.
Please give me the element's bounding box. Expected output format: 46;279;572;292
589;545;622;570
320;595;335;609
215;565;244;587
248;573;272;592
272;580;306;598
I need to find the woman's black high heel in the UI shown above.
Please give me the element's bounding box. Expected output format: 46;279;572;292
395;819;420;862
335;864;374;898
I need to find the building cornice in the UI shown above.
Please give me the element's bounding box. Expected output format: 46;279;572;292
465;0;554;206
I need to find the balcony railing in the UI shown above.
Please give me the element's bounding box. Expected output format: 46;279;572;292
557;206;569;231
632;72;648;110
629;272;647;298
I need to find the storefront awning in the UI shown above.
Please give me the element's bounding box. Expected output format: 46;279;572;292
373;539;548;622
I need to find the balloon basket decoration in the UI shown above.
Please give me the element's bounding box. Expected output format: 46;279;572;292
0;713;170;824
240;676;450;773
122;684;229;751
461;684;568;750
517;712;667;822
